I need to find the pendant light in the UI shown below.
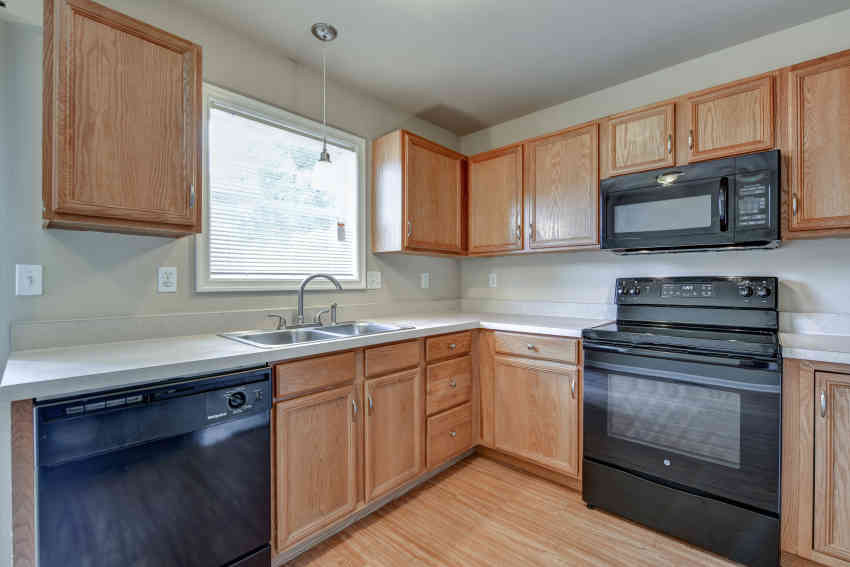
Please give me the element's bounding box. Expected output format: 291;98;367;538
311;23;337;193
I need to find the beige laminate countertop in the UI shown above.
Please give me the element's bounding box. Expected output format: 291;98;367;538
780;332;850;366
0;312;609;402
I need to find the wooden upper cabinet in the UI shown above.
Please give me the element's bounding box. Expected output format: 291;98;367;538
603;102;675;177
814;372;850;563
492;356;580;479
372;130;466;255
274;385;358;551
524;123;599;250
468;145;523;254
364;368;424;502
43;0;202;236
685;75;774;163
787;52;850;235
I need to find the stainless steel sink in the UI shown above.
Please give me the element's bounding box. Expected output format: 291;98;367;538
319;322;413;337
219;321;414;348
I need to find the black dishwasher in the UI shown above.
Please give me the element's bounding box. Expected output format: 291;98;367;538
35;367;272;567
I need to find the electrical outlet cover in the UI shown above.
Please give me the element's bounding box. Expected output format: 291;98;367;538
420;272;430;289
367;271;382;289
488;273;498;288
158;267;178;293
15;264;43;296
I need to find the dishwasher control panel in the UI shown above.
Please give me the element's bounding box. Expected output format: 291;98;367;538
206;380;270;421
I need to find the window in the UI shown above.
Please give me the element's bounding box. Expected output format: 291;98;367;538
196;84;366;292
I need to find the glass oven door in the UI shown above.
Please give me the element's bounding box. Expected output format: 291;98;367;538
602;176;733;250
583;342;780;514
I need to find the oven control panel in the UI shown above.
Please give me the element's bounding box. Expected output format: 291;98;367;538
616;277;777;308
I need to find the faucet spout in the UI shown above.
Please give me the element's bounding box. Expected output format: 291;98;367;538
296;274;343;324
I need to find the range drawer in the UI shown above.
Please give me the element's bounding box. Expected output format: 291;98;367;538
427;403;473;468
274;351;356;399
427;355;472;416
492;331;578;365
365;340;421;377
426;331;472;362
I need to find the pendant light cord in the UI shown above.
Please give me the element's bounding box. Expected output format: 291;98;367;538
322;50;327;150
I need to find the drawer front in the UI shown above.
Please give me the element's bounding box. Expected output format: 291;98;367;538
426;331;472;362
492;332;578;365
365;340;421;377
274;351;357;399
427;403;474;469
427;356;473;416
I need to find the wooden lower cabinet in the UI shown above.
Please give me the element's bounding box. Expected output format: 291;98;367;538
364;368;425;502
491;354;581;479
273;385;358;551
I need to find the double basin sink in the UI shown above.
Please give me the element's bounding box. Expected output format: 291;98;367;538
220;322;414;349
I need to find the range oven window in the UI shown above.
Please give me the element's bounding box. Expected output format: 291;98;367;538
613;194;712;233
607;374;742;469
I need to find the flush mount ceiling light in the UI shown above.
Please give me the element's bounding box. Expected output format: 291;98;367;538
311;22;338;192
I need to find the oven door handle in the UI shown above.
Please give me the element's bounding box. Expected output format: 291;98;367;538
583;358;780;394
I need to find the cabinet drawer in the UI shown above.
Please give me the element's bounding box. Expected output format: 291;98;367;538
365;340;421;377
274;351;357;399
426;331;472;361
427;356;473;415
492;332;577;365
427;403;473;469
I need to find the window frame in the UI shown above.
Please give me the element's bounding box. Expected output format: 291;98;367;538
196;83;367;292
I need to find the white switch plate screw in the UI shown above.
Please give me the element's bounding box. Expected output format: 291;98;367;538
15;265;43;296
157;267;178;293
488;273;498;288
420;272;430;289
367;271;382;289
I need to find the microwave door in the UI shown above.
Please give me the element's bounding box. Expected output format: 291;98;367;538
603;177;733;250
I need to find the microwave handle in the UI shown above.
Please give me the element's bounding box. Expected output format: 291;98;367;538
718;178;729;232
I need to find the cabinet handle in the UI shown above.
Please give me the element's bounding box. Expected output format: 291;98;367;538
792;195;799;218
368;395;374;415
407;219;413;238
449;431;457;438
667;134;673;155
527;344;536;351
516;224;522;242
449;379;457;388
821;390;827;418
529;223;535;241
688;130;694;151
570;378;577;399
352;398;358;420
189;184;196;208
449;343;457;350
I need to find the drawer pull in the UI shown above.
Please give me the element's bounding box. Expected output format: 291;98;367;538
449;431;457;438
527;344;536;351
449;379;457;388
448;343;457;350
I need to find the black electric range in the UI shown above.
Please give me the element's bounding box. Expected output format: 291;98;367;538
582;276;781;567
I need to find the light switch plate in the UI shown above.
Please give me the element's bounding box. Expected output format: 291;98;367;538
420;272;430;289
488;273;498;288
15;264;43;296
367;271;382;289
157;267;178;293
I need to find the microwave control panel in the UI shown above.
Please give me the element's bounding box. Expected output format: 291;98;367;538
735;172;772;229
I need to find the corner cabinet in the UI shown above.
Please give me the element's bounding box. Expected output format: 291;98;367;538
468;145;524;255
372;130;467;255
43;0;203;236
524;123;599;250
785;51;850;238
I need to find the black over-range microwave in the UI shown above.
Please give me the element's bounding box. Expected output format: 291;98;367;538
600;150;780;254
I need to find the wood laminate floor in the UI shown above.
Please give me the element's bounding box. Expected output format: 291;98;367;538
286;455;745;567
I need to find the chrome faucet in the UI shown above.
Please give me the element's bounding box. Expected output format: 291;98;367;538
296;274;343;324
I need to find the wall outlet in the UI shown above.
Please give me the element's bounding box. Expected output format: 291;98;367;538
157;267;178;293
367;271;382;289
488;272;498;288
15;264;43;296
420;272;430;289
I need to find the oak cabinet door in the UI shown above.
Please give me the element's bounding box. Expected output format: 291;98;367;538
45;0;202;233
492;356;580;478
404;133;466;253
814;372;850;563
468;145;523;254
686;75;774;163
274;386;358;551
525;124;599;249
365;369;424;502
605;103;675;177
788;54;850;234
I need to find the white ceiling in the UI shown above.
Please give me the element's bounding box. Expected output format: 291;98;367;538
172;0;849;135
